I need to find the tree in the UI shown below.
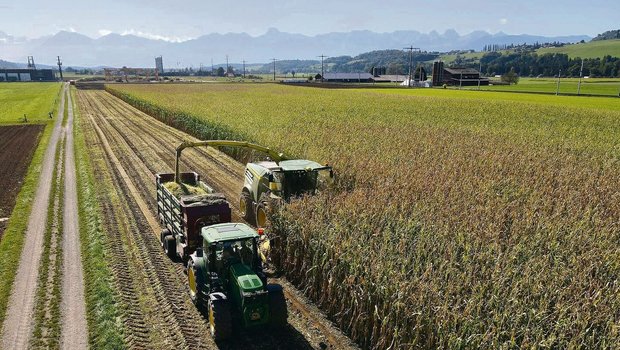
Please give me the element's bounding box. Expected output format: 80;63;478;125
216;67;225;77
387;63;405;75
501;68;519;85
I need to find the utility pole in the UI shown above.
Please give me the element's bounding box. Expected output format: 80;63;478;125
27;56;36;70
478;61;482;90
318;55;328;82
226;55;229;74
556;69;561;96
57;56;63;81
242;60;246;78
577;59;584;95
211;58;214;75
271;58;277;81
403;46;420;87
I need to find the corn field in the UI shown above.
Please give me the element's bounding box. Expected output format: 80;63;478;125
108;84;620;349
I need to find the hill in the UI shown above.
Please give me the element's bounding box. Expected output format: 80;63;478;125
536;39;620;59
0;28;589;67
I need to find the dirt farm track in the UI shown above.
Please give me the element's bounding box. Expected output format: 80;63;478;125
0;125;44;239
76;90;357;349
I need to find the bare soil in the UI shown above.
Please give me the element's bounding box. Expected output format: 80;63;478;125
76;90;357;349
0;124;45;240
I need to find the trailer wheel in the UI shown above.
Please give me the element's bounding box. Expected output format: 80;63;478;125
164;235;176;259
240;191;254;223
209;298;232;341
160;229;171;248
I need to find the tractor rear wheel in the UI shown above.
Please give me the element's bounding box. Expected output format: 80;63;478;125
208;298;232;341
164;235;176;259
239;191;254;224
268;286;288;328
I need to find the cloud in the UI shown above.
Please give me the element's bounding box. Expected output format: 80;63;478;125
120;29;192;42
98;29;112;37
499;18;508;25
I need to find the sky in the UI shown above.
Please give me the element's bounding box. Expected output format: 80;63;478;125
0;0;617;41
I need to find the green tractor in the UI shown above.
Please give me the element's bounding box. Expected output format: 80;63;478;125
187;223;287;340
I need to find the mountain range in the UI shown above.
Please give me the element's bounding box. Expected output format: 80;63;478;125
0;29;590;68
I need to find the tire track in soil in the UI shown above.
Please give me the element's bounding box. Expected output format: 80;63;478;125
93;92;244;211
79;92;212;349
77;90;357;350
0;85;67;350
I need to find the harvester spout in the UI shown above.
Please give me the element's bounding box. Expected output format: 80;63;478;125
174;140;287;183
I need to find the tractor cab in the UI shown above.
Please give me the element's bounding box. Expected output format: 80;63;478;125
187;223;287;340
199;223;265;294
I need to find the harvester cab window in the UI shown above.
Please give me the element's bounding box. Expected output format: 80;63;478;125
270;172;285;195
283;171;318;199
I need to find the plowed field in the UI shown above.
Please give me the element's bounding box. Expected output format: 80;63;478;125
0;125;45;239
75;89;356;349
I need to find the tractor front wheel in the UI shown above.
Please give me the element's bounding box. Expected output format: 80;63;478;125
187;260;201;307
208;298;232;341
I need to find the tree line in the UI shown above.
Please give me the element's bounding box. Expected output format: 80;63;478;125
473;52;620;77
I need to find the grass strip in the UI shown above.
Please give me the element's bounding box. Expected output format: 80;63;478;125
72;87;125;348
62;94;68;127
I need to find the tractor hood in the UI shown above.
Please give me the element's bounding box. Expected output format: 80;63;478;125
230;263;263;294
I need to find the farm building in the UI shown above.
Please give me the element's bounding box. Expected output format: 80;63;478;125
373;75;407;83
318;72;374;83
0;69;57;82
374;67;428;84
431;61;489;86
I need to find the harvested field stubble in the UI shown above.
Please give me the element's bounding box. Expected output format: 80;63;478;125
108;84;620;349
